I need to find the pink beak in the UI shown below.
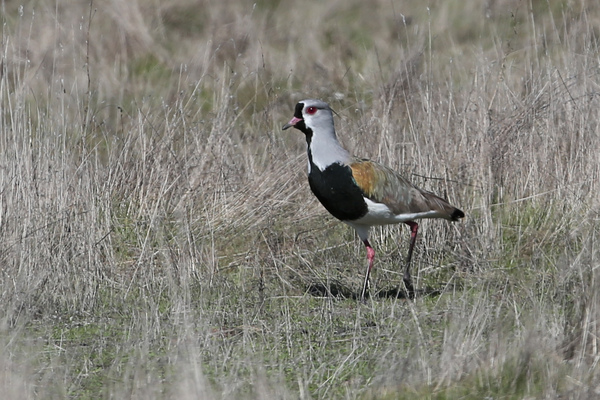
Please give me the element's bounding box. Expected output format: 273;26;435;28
282;116;303;130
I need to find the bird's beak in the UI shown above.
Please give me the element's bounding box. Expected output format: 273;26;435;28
282;116;302;130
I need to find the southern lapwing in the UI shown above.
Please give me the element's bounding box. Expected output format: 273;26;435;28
283;99;464;301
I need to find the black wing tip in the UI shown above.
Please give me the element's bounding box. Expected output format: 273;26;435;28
451;208;465;221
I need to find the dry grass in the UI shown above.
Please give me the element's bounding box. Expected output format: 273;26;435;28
1;0;600;398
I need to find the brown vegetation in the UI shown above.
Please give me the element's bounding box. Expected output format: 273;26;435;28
1;0;599;398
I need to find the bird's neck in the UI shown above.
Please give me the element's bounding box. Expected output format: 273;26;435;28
306;128;351;171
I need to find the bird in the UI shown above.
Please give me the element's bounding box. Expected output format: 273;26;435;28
282;99;464;301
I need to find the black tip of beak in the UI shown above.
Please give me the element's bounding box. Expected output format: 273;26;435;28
282;116;302;131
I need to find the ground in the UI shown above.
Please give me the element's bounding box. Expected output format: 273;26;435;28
1;0;599;398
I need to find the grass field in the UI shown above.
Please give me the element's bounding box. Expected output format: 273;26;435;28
1;0;600;398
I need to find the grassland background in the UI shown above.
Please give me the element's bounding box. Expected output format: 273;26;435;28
1;0;600;398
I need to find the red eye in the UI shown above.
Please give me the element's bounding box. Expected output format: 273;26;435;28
306;106;318;115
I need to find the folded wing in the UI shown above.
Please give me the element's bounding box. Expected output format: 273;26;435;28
350;159;464;221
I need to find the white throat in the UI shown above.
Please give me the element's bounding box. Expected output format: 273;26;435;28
308;126;351;171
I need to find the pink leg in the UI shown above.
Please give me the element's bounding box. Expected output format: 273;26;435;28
360;240;375;302
403;221;419;298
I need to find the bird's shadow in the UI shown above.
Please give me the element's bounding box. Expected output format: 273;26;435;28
306;282;443;300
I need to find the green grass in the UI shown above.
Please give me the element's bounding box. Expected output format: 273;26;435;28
1;0;600;398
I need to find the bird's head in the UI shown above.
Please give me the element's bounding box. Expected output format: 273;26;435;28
282;99;334;136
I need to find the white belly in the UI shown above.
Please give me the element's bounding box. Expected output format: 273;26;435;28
353;198;444;225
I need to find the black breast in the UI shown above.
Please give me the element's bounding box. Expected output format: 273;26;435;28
308;162;368;221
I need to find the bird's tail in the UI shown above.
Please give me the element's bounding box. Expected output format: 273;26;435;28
422;191;465;222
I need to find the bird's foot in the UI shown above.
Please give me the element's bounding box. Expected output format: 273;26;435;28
403;278;415;300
